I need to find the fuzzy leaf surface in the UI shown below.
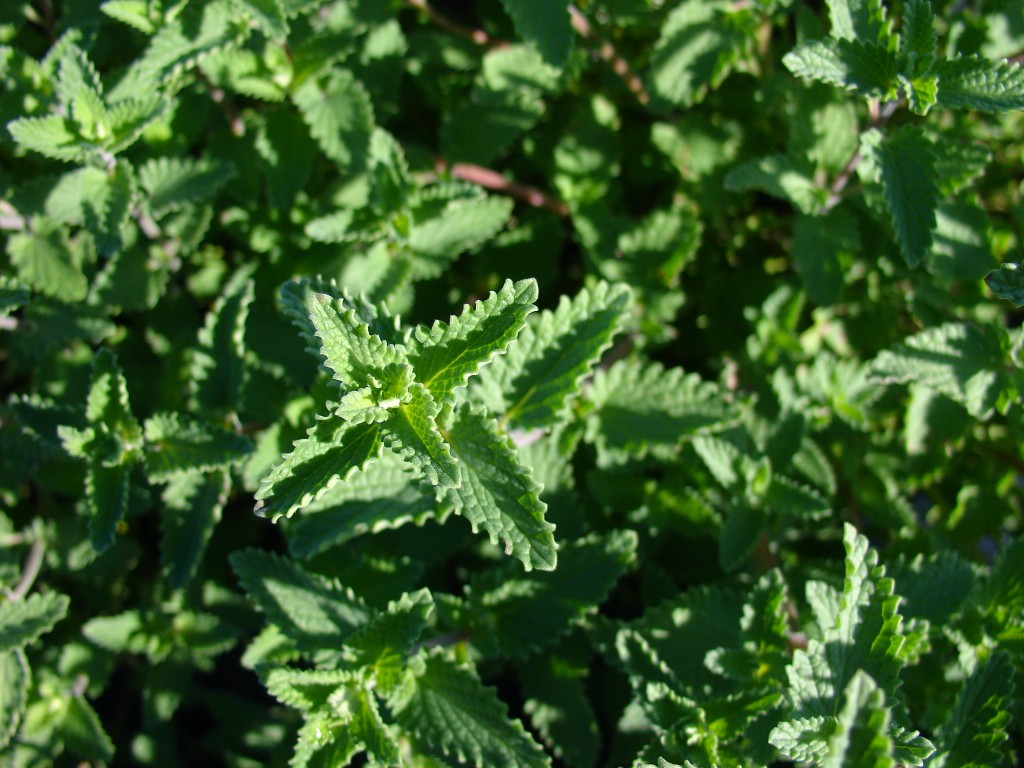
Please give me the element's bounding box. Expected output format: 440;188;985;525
390;651;550;768
406;278;537;402
445;407;555;571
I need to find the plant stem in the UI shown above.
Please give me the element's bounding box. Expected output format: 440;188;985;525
405;0;502;48
569;5;650;106
9;538;45;600
448;162;570;217
820;99;899;213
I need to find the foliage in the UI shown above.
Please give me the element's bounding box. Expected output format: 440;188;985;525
1;0;1023;766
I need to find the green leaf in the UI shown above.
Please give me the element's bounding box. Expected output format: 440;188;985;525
344;589;435;695
0;276;29;318
305;289;409;393
784;40;898;99
264;667;355;712
466;531;636;657
823;671;895;768
900;0;936;65
647;0;746;109
522;656;599;768
985;263;1024;306
496;0;572;67
859;126;939;268
406;278;537;402
7;220;88;302
86;348;140;443
931;652;1015;768
0;649;28;750
292;68;374;170
408;195;515;278
139;156;236;215
143;412;252;481
791;209;859;305
99;0;155;32
475;281;633;430
0;592;70;653
190;266;254;413
231;0;289;40
285;450;437;559
826;0;892;45
769;525;934;766
725;153;824;214
585;361;738;465
445;407;556;571
6;115;87;163
161;470;229;590
870;322;1003;419
62;693;115;763
87;462;131;552
230;550;370;650
109;0;248;97
390;651;550;768
255;419;384;522
381;382;460;488
934;56;1024;113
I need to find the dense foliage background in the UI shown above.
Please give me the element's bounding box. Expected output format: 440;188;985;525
2;0;1024;766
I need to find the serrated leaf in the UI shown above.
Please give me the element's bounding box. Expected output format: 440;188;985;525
161;469;229;589
105;94;168;154
406;278;537;402
0;276;29;318
305;289;409;393
935;56;1024;113
230;550;370;649
62;693;115;763
466;531;636;657
522;657;599;768
784;40;898;99
232;0;289;40
931;652;1015;768
6;115;87;162
475;281;632;430
7;220;88;301
900;0;936;65
725;153;824;214
826;0;892;45
585;361;738;465
143;412;251;481
109;0;247;97
445;407;555;570
769;525;934;766
859;126;938;268
87;462;131;552
382;382;460;488
408;195;514;277
496;0;571;67
255;419;384;522
292;68;374;170
985;263;1024;307
0;649;28;750
824;671;895;768
100;0;157;33
344;589;434;695
647;0;744;109
870;322;1003;419
139;156;236;215
390;651;550;768
265;667;355;712
286;448;439;559
191;266;254;413
0;592;68;654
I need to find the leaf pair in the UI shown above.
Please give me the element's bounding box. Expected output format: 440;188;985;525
258;278;538;512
